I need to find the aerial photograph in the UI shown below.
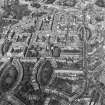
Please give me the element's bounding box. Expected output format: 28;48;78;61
0;0;105;105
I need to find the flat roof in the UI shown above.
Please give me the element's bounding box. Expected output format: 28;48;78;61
55;69;83;74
